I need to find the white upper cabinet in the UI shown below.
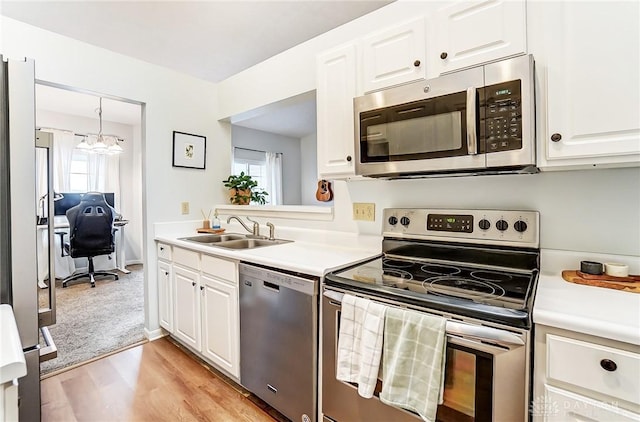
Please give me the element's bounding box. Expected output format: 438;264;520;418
361;17;426;93
531;1;640;169
317;43;358;178
434;0;526;74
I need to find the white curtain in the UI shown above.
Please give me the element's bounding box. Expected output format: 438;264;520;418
87;151;120;196
265;152;283;205
51;130;76;192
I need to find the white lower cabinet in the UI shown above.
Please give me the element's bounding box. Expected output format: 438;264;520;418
534;325;640;421
156;242;240;379
543;385;640;422
201;274;239;377
173;264;202;351
157;260;173;332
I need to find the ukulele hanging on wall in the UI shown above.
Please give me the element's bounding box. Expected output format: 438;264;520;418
315;179;333;202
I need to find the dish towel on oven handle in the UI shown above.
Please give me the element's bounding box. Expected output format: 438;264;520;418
380;307;447;422
336;294;387;398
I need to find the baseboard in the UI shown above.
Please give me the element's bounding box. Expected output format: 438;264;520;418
145;327;167;341
126;259;143;266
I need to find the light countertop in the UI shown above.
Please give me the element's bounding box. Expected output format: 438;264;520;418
154;222;382;277
534;249;640;345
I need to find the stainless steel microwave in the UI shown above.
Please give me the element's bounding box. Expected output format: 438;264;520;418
354;55;536;178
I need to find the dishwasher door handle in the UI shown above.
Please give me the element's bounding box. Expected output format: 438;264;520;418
263;281;280;292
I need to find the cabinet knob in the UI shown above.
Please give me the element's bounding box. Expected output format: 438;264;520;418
200;285;204;291
164;271;169;276
414;59;421;67
160;247;164;251
346;155;352;162
551;133;562;142
440;52;448;60
192;281;196;287
600;359;617;372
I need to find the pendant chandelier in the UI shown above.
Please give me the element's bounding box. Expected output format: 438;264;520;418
75;97;124;154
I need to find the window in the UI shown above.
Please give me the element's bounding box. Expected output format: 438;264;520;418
69;151;89;192
232;147;282;205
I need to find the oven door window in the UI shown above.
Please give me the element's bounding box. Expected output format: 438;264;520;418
437;344;493;422
359;91;471;163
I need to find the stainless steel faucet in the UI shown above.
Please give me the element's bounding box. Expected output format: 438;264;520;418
266;222;276;240
227;215;260;237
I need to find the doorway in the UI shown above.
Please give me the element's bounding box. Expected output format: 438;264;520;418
34;83;146;376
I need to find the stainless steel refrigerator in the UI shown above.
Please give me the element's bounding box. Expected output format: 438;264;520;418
1;55;57;422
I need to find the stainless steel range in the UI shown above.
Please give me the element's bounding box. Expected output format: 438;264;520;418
322;208;540;422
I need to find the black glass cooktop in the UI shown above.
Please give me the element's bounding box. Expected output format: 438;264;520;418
334;257;534;309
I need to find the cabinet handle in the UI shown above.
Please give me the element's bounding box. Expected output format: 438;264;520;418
413;59;421;67
600;359;617;372
440;52;448;60
346;155;352;162
200;285;204;291
164;271;169;276
192;281;196;287
160;246;164;251
551;133;562;142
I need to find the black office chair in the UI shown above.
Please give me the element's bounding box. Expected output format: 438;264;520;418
62;192;119;288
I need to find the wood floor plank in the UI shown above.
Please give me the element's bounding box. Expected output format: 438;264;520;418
41;337;282;422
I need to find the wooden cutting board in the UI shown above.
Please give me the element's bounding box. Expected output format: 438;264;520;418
196;228;226;234
561;270;640;293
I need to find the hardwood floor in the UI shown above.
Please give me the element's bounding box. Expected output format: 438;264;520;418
41;337;287;422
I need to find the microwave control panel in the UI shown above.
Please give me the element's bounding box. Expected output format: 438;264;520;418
483;79;522;153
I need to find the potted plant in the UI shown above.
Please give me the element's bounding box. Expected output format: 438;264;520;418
222;172;269;205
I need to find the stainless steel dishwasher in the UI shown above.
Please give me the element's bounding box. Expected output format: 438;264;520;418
239;262;319;422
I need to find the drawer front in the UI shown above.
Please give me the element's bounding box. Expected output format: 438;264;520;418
157;242;172;260
172;247;200;270
547;334;640;405
543;385;640;422
201;254;236;283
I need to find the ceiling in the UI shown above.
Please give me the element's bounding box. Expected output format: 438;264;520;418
1;0;392;84
4;1;392;136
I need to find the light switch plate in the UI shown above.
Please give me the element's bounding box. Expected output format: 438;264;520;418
181;202;190;215
353;202;375;221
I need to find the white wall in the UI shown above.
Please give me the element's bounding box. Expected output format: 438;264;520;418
2;17;228;336
36;109;142;264
300;132;322;206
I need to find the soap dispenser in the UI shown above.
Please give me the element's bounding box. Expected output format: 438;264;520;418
212;210;221;229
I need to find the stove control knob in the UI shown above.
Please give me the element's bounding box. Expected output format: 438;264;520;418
514;220;528;233
400;216;411;227
496;219;509;231
478;219;491;230
388;216;398;226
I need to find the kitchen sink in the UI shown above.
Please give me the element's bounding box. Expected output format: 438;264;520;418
178;234;292;250
213;238;292;250
179;234;246;244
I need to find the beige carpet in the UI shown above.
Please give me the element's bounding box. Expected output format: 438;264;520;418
39;264;145;375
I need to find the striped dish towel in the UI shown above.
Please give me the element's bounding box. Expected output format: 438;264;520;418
380;307;447;422
336;294;387;398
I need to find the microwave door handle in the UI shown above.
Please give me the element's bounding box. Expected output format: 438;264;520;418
466;87;478;155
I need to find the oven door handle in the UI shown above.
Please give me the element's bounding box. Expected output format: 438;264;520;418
322;290;524;347
466;87;478;155
446;320;524;346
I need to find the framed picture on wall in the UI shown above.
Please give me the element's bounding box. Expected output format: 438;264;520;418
172;131;206;169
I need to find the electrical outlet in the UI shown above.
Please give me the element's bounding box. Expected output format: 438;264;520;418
181;202;190;215
353;202;375;221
